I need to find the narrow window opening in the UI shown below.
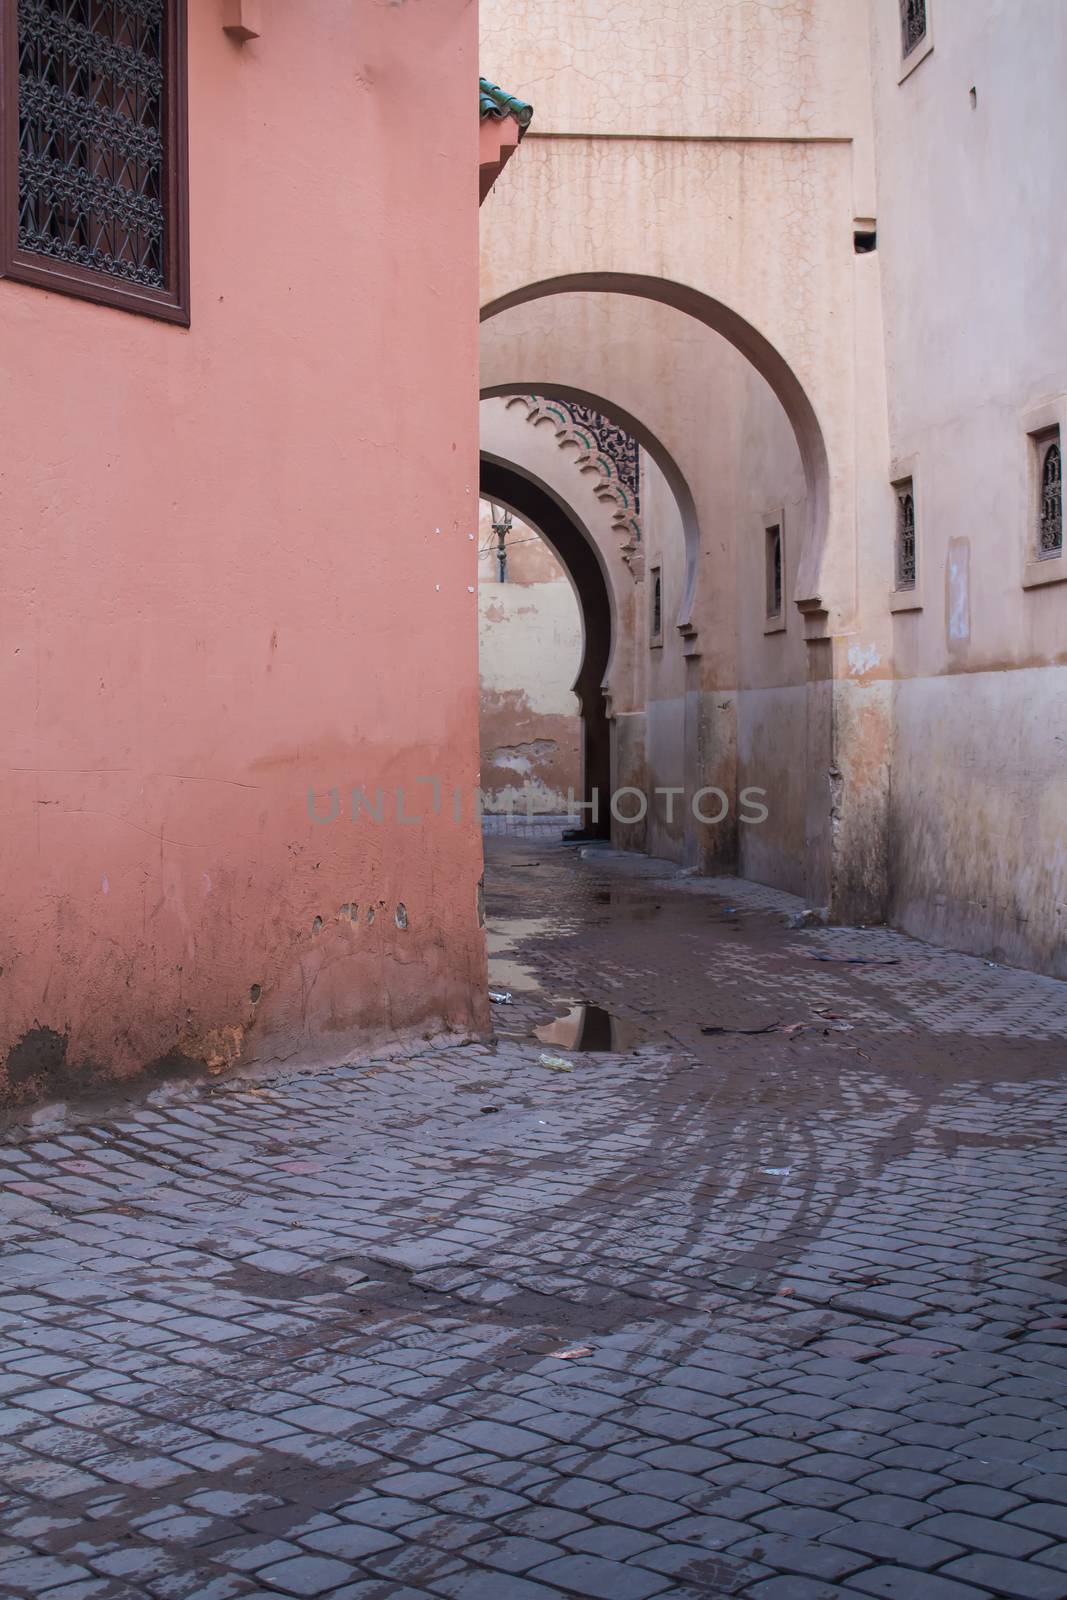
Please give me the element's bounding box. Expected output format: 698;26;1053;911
650;566;663;645
854;230;877;254
969;86;978;109
1038;435;1063;560
765;525;783;619
900;0;928;58
895;482;917;590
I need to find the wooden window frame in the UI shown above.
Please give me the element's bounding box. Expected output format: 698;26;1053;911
0;0;189;325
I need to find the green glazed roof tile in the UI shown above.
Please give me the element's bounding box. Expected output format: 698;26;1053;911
479;77;534;131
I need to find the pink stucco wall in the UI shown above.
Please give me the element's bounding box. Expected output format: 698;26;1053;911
0;3;487;1101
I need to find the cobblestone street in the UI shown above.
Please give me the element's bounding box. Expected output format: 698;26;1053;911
3;833;1067;1600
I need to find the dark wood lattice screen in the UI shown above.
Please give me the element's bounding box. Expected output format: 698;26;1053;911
1;0;188;321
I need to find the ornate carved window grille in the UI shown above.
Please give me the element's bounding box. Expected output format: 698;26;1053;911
1038;438;1063;558
900;0;927;58
896;484;917;589
1;0;189;322
765;523;783;618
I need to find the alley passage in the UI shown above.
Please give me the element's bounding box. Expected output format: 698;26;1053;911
3;833;1067;1599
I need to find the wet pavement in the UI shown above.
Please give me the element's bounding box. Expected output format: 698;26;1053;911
3;832;1067;1599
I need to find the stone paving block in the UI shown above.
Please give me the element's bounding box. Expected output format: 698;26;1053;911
563;1524;664;1558
631;1540;774;1588
727;1437;814;1466
613;1467;710;1500
528;1551;670;1598
0;1553;94;1589
727;1531;871;1582
356;1541;466;1589
837;1492;933;1527
255;1554;357;1595
680;1484;781;1520
27;1582;116;1600
585;1491;685;1529
939;1554;1067;1599
929;1482;1024;1517
402;1514;496;1553
754;1507;851;1539
460;1534;560;1573
657;1511;753;1548
543;1472;617;1510
821;1516;964;1568
849;1565;994;1598
301;1524;402;1561
1009;1504;1067;1539
1015;1476;1067;1505
918;1510;1052;1557
431;1485;528;1519
338;1496;434;1529
497;1505;591;1540
748;1580;859;1600
225;1538;306;1571
429;1570;563;1600
441;1420;550;1457
768;1473;866;1512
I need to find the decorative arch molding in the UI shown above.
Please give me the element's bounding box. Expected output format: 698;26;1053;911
482;381;702;642
504;394;641;559
481;272;834;626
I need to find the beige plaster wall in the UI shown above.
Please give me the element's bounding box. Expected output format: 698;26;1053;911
479;0;1065;972
481;0;875;148
870;0;1067;973
477;502;582;812
478;0;890;912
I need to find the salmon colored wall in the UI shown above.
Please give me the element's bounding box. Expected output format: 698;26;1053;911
0;2;486;1102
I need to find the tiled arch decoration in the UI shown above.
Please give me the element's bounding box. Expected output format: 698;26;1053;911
505;394;642;556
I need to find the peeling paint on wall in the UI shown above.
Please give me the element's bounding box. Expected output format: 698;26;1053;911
946;537;971;649
478;503;582;810
848;642;881;677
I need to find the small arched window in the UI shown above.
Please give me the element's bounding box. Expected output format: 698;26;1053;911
1039;440;1063;558
900;0;928;58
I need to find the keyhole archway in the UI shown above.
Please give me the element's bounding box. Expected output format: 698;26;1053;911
481;455;613;839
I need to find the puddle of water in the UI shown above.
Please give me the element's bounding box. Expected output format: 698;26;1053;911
486;914;568;993
534;1003;645;1053
591;889;664;921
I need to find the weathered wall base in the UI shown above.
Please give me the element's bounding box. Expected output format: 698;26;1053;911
889;667;1067;978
